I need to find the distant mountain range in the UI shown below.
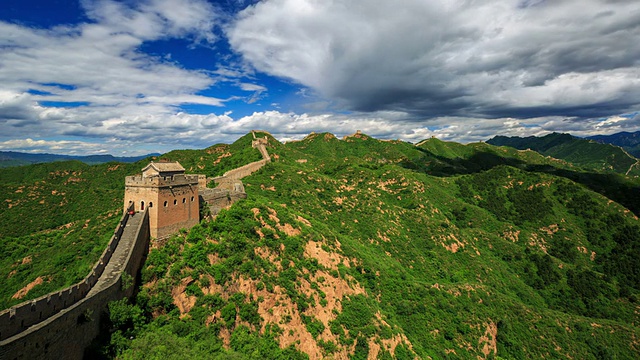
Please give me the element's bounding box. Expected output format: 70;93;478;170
487;132;639;176
586;130;640;158
0;151;160;168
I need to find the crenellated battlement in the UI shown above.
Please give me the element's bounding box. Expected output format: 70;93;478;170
125;173;200;188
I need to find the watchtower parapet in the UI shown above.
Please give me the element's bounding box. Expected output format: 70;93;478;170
125;173;201;188
124;161;201;239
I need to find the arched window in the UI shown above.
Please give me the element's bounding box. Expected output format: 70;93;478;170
140;201;145;210
182;198;186;203
164;201;168;207
149;202;153;208
191;196;194;202
174;199;177;205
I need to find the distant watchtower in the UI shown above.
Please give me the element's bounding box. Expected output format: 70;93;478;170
124;161;200;239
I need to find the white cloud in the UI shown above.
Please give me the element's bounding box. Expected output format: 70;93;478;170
0;0;227;145
2;0;640;156
240;83;267;92
3;105;640;155
0;138;104;154
228;0;640;119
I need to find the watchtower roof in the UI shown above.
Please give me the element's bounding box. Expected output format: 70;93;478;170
142;161;185;173
141;161;186;178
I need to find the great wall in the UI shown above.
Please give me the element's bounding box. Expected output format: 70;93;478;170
0;131;271;359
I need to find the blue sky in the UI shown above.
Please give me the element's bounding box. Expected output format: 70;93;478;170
1;0;639;156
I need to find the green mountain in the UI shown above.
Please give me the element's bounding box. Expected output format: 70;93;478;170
487;132;640;176
3;132;640;359
588;131;640;158
0;151;160;168
0;135;265;310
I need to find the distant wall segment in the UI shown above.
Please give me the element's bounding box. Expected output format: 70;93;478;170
200;131;272;218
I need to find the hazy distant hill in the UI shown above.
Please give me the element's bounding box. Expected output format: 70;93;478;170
0;151;160;168
3;132;640;359
587;130;640;158
487;132;639;175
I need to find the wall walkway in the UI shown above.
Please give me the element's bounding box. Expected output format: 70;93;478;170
0;209;150;360
201;131;271;218
0;131;272;359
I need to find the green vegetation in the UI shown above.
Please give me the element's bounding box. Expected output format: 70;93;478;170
487;132;640;176
588;130;640;158
0;160;141;308
4;131;640;358
0;136;264;308
157;132;268;179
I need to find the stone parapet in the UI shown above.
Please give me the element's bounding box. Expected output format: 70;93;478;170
125;174;200;188
0;210;150;360
0;208;132;342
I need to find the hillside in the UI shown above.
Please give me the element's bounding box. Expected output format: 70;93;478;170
487;132;640;176
3;132;640;358
588;131;640;158
0;134;271;310
87;132;639;359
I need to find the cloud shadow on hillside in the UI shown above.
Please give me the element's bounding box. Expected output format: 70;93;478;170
409;148;640;217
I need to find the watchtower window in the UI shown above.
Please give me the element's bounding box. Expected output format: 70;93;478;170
182;198;186;203
149;202;153;208
191;196;194;201
140;201;145;210
174;199;177;205
164;201;168;207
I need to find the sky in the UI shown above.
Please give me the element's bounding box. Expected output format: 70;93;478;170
1;0;639;156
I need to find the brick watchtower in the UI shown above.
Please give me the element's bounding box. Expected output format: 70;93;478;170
124;161;200;239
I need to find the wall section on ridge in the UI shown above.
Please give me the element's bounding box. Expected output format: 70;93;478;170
0;209;132;342
0;210;150;360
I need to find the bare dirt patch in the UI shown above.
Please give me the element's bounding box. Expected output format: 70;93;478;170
172;276;197;316
279;223;301;237
478;321;497;358
502;229;520;242
12;276;48;299
305;240;351;269
528;232;548;253
540;224;560;235
296;215;312;227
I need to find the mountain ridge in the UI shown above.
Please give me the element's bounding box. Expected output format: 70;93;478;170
587;130;640;158
2;131;639;359
486;132;640;176
0;150;161;168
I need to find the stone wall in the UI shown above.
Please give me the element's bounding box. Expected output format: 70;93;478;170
124;173;200;188
199;188;247;217
124;173;200;239
0;131;273;359
198;135;270;220
216;159;269;181
0;209;130;342
154;184;199;240
0;210;150;360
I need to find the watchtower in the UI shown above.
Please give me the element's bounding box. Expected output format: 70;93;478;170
124;161;200;239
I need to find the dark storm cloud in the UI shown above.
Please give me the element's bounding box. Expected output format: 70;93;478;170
228;0;640;120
